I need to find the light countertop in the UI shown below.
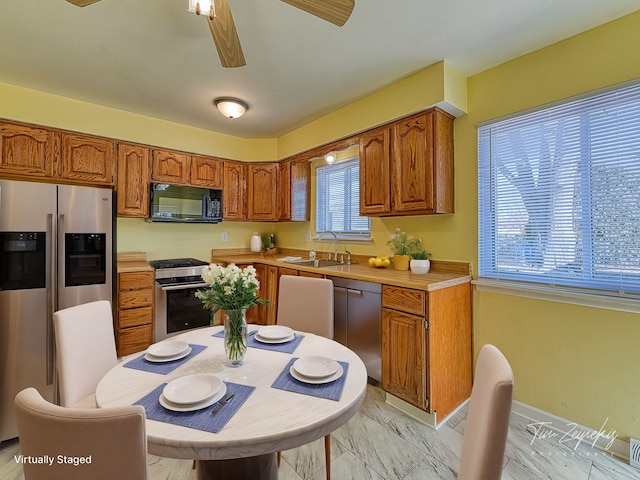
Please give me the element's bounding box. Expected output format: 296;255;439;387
210;252;471;292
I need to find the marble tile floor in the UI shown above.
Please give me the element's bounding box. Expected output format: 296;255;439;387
1;385;637;480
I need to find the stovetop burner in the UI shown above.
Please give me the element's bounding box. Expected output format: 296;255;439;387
149;258;209;269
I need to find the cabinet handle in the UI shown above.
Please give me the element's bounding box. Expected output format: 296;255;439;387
346;289;363;296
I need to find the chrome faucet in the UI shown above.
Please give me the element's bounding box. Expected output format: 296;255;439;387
318;230;338;260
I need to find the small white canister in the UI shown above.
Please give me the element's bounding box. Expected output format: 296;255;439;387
250;233;262;253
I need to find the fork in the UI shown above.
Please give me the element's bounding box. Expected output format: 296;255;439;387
211;394;235;414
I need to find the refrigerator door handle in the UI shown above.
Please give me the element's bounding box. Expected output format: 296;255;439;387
46;213;55;385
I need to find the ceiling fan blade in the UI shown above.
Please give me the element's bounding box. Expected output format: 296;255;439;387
281;0;354;27
206;0;246;68
65;0;101;6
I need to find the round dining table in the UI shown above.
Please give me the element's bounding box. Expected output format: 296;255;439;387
96;325;368;480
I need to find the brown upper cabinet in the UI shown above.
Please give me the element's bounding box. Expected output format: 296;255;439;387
0;121;59;179
151;148;190;185
359;126;391;215
276;160;291;221
360;108;454;216
116;143;151;218
222;161;246;220
247;163;278;221
290;158;311;221
191;155;222;189
61;132;115;186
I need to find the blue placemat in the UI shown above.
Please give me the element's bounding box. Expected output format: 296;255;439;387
134;381;255;434
271;357;349;401
123;344;207;375
212;330;304;354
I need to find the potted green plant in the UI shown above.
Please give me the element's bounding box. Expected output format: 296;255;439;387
386;228;421;271
410;250;432;274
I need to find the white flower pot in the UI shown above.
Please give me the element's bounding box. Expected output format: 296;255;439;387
410;259;431;275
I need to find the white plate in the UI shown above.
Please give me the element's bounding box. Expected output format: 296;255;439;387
257;325;294;340
147;340;189;358
144;346;192;363
293;356;339;379
163;374;223;405
254;332;295;344
159;383;227;412
289;364;344;384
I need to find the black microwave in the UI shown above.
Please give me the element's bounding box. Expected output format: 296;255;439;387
148;183;223;224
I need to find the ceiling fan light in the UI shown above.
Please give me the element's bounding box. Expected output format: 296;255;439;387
214;97;249;119
188;0;213;15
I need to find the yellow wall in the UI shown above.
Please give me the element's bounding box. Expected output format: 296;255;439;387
277;11;640;440
0;82;277;161
463;11;640;440
2;10;640;439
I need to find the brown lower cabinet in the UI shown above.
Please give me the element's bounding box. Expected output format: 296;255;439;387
382;283;472;419
116;271;154;356
237;263;324;325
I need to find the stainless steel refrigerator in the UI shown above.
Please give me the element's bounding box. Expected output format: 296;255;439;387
0;179;114;442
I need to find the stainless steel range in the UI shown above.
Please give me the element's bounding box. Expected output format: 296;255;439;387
150;258;211;341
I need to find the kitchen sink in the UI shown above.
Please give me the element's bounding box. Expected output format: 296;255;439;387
284;259;344;268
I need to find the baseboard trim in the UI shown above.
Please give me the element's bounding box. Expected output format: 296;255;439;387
511;400;630;461
384;393;471;430
383;393;630;462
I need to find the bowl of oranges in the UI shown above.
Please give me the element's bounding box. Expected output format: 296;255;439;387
368;256;391;268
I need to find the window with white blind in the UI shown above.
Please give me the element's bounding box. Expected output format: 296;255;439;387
316;158;370;238
478;82;640;298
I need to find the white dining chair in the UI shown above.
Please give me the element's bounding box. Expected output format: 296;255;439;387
15;387;149;480
276;274;334;479
53;300;118;408
458;344;514;480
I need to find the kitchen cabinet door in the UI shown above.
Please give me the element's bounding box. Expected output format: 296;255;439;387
61;133;115;185
392;110;454;214
222;161;246;220
265;265;279;325
277;160;291;221
359;126;391;215
392;113;434;213
382;308;427;410
290;158;310;221
236;263;274;325
191;155;222;188
151;148;190;185
247;163;278;221
116;143;151;218
0;121;58;179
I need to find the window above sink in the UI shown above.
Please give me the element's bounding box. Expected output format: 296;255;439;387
315;145;371;241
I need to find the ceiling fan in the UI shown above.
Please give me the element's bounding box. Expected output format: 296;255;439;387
65;0;355;68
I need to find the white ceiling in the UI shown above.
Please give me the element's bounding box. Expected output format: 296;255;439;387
0;0;638;138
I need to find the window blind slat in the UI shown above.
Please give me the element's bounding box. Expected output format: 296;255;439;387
316;158;370;236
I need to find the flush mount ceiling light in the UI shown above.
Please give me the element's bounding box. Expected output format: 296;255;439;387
324;152;337;165
213;97;249;119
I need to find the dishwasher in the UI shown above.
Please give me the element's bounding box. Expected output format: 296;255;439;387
328;276;382;384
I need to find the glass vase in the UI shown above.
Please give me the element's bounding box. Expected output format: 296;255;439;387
224;309;247;367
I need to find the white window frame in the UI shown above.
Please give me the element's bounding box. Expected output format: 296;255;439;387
315;157;371;241
477;81;640;312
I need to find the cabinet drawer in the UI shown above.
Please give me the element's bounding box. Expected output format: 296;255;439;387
117;325;153;357
119;271;154;291
382;285;426;316
118;288;153;309
278;267;299;277
119;306;152;329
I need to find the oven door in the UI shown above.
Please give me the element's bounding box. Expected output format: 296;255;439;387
155;283;210;341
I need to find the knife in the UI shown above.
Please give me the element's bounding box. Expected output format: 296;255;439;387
211;393;235;414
